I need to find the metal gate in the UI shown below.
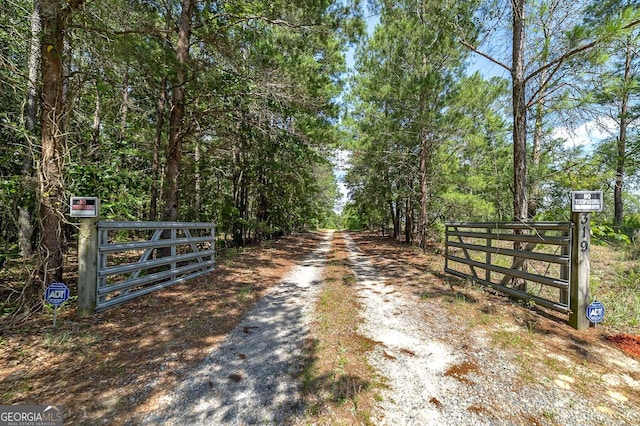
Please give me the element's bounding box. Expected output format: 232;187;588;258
96;221;215;311
444;222;573;313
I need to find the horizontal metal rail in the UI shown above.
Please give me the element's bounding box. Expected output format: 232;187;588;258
98;221;215;229
444;221;572;315
96;221;215;311
446;241;569;265
99;249;216;277
96;268;214;311
446;254;569;289
99;235;213;253
445;221;572;231
444;268;571;314
446;230;570;246
98;259;216;296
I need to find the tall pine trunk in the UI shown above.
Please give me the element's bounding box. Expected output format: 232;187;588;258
512;0;527;223
614;41;632;228
529;92;544;219
162;0;194;222
529;24;550;219
511;0;528;291
404;196;413;244
91;88;101;158
39;0;71;286
418;128;430;249
19;0;41;258
150;78;166;221
117;72;129;165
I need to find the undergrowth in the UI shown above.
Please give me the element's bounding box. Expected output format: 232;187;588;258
595;265;640;331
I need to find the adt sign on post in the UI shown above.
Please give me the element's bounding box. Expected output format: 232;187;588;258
586;301;605;324
45;283;70;307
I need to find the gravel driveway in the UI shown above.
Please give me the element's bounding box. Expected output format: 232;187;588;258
140;231;640;425
140;231;333;425
344;233;640;426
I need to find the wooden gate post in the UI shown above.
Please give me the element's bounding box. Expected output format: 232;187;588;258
78;217;98;317
569;211;591;330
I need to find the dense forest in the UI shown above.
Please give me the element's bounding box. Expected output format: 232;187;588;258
1;0;639;311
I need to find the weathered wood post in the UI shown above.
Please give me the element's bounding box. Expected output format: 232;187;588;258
70;197;99;317
78;217;98;316
569;191;602;330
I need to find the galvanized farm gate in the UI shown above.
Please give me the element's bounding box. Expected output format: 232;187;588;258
94;221;215;311
444;221;576;318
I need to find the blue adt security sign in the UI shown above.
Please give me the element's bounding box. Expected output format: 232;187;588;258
45;283;70;307
586;301;605;323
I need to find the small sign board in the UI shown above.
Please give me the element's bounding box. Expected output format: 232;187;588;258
571;191;603;212
586;301;605;323
45;283;70;307
70;197;99;218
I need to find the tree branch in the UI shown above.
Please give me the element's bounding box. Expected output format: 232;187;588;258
194;13;323;32
459;39;512;73
525;40;598;86
525;18;640;86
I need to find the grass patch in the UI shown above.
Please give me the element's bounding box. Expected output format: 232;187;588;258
590;245;640;332
491;329;534;350
236;285;253;303
300;233;383;425
597;266;640;330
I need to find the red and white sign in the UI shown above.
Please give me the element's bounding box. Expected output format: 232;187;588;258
70;197;99;217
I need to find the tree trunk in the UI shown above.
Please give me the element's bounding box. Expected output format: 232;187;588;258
511;0;528;291
232;141;249;246
162;0;194;222
419;128;430;249
118;72;129;160
39;0;71;285
394;197;401;240
418;52;432;250
26;0;41;135
512;0;528;223
255;173;269;242
388;198;399;241
614;41;632;228
91;88;101;158
150;78;166;221
404;197;413;244
19;0;42;258
194;141;201;221
528;94;544;218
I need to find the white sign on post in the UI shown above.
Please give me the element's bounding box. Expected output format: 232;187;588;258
571;191;603;212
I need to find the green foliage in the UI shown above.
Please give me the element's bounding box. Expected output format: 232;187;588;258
596;265;640;330
438;192;496;222
591;224;632;245
346;5;511;234
0;0;362;260
624;211;640;229
341;203;366;231
346;0;639;237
